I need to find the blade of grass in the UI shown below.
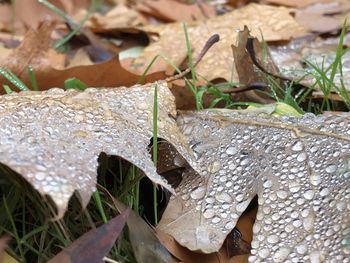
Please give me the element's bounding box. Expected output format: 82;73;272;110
0;67;29;91
39;0;99;49
93;191;108;224
3;84;13;94
152;84;158;225
27;65;38;91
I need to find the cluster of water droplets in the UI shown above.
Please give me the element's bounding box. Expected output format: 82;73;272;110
0;83;196;216
162;110;350;260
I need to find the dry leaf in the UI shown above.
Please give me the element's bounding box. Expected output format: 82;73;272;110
74;4;146;32
0;83;197;217
112;198;176;263
0;22;166;93
129;3;306;82
262;0;333;8
158;109;350;261
231;26;281;103
0;235;11;263
48;209;130;263
134;0;216;22
157;229;248;263
294;0;350;33
0;0;90;33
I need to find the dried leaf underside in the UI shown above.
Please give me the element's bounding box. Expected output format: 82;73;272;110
0;83;196;217
130;3;306;81
158;110;350;262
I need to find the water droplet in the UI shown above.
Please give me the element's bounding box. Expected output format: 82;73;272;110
336;202;346;211
226;146;238;155
344;171;350;179
296;244;307;255
137;102;149;110
263;180;273;188
208;161;221;173
292;141;303;152
215;192;232;203
35;164;47;171
277;190;288;200
224;221;235;230
319;188;330;197
35;172;46;181
289;182;301;193
205;197;215;204
203;209;215;219
236;193;244;202
303;190;314;200
258;248;270;259
272;247;290;262
341;236;350;246
297;152;307;162
267;235;279;244
309;251;323;263
326;164;337;174
310;174;322;186
285;223;294;233
240;157;249;166
303;215;314;232
219;176;227;183
190;186;206;200
293;219;302;227
211;216;221;224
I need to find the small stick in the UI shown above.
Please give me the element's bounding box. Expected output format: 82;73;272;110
223;82;269;94
165;34;220;82
246;37;291;82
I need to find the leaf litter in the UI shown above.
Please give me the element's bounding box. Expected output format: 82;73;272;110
0;0;350;262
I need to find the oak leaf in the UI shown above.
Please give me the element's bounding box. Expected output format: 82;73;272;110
158;109;350;261
0;83;196;217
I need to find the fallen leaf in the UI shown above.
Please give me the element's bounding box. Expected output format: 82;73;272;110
112;198;176;263
0;83;197;217
0;21;66;92
262;0;333;8
129;3;306;83
66;48;94;68
134;0;216;22
269;33;350;91
0;0;90;33
74;4;146;32
157;229;249;263
294;1;350;33
0;235;11;263
48;209;130;263
0;22;165;93
231;26;282;103
158;109;350;261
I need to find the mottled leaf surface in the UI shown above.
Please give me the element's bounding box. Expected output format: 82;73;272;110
0;83;196;217
130;3;306;81
158;110;350;262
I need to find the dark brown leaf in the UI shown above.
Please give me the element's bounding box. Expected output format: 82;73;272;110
48;209;130;263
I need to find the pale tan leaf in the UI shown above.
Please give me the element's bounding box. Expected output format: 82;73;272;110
0;83;197;217
129;3;307;82
158;109;350;261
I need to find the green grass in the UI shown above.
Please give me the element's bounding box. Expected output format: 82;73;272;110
302;21;350;113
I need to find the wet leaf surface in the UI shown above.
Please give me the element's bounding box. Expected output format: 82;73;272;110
0;83;196;216
159;109;350;261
